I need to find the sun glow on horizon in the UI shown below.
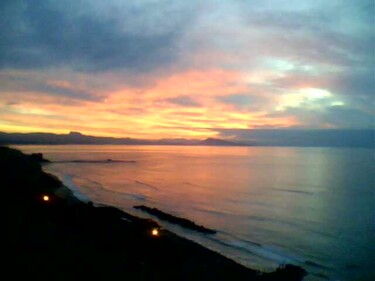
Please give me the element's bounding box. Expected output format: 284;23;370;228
0;69;299;139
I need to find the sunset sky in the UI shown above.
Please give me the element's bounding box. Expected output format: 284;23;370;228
0;0;373;140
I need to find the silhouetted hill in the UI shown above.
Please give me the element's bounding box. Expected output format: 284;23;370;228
2;130;372;147
0;131;141;145
0;131;249;146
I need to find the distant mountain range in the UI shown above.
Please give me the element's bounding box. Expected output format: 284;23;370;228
0;131;249;146
1;130;372;147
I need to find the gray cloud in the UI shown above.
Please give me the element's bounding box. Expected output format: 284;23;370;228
33;83;98;101
6;101;20;106
0;0;190;72
321;107;374;128
0;72;100;101
164;96;201;107
0;0;373;134
329;69;375;98
236;0;374;95
267;106;374;130
218;94;268;110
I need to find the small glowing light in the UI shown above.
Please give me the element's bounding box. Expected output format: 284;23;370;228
151;228;159;236
43;195;50;202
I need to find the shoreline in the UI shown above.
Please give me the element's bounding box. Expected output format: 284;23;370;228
2;146;306;280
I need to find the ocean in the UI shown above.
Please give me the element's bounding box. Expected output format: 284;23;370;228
15;145;374;280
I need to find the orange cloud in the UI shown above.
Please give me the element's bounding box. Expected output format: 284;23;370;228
0;68;300;139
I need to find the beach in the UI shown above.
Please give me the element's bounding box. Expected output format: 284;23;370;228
2;146;306;280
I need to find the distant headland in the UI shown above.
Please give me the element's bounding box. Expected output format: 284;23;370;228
0;131;249;146
1;129;373;147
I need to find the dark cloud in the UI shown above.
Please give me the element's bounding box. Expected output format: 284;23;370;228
0;73;100;101
316;107;374;129
216;128;374;148
218;94;267;109
329;69;375;98
0;0;373;135
267;106;374;130
32;83;99;101
0;0;186;72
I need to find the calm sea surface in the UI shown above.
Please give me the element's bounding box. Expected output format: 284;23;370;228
15;145;374;280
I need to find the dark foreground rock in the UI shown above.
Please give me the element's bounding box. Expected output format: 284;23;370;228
1;146;306;281
134;205;216;234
